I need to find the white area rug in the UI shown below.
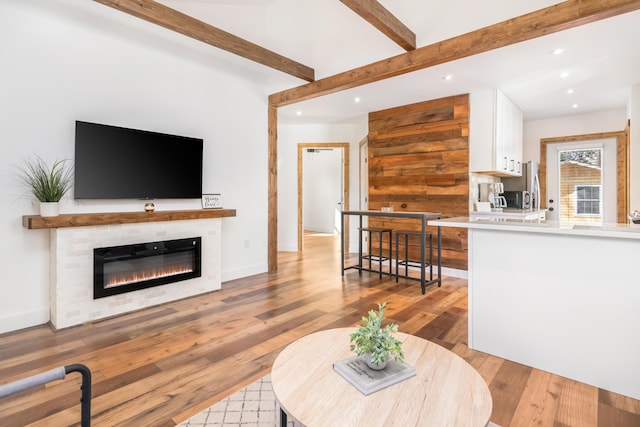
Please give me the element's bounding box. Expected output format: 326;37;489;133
176;375;292;427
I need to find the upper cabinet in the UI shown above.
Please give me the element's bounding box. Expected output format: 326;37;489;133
470;89;523;177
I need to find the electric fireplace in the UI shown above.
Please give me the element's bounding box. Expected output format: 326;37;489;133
94;237;202;299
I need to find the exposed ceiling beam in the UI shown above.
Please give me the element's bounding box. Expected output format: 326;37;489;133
93;0;315;82
339;0;416;51
270;0;640;107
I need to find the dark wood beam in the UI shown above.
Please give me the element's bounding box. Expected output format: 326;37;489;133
339;0;416;51
93;0;315;82
270;0;640;106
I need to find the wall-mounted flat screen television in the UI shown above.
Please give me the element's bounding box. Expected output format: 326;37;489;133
74;121;203;199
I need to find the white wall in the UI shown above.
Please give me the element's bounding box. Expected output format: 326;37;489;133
0;0;270;334
523;109;630;215
277;120;368;252
630;84;640;212
523;109;627;164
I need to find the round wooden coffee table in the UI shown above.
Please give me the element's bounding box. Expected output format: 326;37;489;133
271;328;492;427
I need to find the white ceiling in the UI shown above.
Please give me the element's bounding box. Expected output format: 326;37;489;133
156;0;640;124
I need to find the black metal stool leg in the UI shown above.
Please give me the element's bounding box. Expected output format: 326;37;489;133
388;230;393;277
377;230;383;278
429;233;433;281
395;232;399;282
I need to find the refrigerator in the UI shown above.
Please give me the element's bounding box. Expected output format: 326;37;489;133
502;160;541;209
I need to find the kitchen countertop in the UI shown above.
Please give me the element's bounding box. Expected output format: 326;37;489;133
470;208;546;220
429;216;640;240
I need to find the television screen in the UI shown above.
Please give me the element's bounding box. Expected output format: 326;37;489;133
74;121;203;199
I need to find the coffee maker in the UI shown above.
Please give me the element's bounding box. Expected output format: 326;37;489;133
478;182;507;210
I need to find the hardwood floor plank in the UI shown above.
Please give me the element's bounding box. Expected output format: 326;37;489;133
489;360;533;426
0;232;638;426
597;399;640;427
510;370;561;427
555;377;598;427
598;388;640;414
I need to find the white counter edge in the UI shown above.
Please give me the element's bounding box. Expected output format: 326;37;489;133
429;216;640;240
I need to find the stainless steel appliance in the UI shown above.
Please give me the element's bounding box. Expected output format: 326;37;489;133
503;190;530;209
502;161;540;209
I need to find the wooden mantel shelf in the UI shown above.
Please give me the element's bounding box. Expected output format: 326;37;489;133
22;208;236;229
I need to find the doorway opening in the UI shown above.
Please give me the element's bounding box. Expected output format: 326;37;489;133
546;141;615;224
540;127;629;224
297;142;350;252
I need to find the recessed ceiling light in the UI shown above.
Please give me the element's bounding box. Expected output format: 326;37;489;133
560;72;570;78
552;48;564;55
354;97;361;103
443;74;453;81
567;89;574;94
572;104;579;109
296;111;302;116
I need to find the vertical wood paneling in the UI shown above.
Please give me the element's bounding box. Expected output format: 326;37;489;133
368;94;469;269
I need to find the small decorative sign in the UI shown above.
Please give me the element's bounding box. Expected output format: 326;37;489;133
202;194;222;209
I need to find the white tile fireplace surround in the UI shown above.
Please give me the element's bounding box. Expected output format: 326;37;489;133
21;210;236;330
50;219;221;329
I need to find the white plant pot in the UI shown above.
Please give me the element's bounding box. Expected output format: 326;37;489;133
365;353;389;370
39;201;60;217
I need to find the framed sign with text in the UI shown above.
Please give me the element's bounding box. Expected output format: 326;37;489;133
202;194;222;209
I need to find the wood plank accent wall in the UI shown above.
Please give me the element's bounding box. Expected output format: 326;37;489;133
367;94;469;270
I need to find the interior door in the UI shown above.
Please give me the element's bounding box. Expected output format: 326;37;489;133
303;148;343;233
546;138;617;223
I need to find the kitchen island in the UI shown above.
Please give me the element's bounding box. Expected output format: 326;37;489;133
428;217;640;400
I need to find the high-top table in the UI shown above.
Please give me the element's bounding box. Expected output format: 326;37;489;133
271;328;492;427
340;210;442;293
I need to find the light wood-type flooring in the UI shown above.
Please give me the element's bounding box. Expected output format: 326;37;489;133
1;232;639;426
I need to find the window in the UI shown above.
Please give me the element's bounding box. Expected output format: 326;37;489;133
575;185;601;215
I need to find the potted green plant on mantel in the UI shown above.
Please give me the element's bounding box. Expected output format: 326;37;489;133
350;302;404;370
18;155;73;217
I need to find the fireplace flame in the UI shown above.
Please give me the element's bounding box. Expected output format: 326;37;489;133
105;266;194;288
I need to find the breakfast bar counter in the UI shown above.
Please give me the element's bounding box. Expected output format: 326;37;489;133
428;217;640;400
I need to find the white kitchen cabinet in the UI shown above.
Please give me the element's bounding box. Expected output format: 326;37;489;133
470;88;523;176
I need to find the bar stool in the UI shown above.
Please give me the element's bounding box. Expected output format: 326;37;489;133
394;230;433;282
358;227;393;278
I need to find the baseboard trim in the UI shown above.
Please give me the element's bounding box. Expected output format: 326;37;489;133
0;309;49;335
222;264;268;282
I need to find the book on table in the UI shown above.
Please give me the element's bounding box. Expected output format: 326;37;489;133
333;356;416;395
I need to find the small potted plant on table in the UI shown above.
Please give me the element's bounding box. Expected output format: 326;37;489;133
18;155;73;217
350;302;404;370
